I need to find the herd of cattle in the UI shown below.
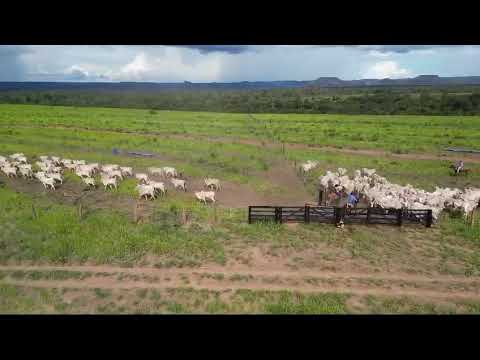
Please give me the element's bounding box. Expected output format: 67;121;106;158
316;165;480;222
0;153;219;204
298;159;480;222
2;153;479;219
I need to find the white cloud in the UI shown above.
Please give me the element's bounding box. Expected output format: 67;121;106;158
362;61;413;79
103;48;222;82
367;50;393;58
120;53;151;79
64;65;89;79
5;45;480;82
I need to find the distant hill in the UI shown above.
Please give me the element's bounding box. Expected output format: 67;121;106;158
310;75;480;87
1;75;480;92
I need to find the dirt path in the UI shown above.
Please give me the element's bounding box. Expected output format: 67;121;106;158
2;264;480;301
6;123;480;164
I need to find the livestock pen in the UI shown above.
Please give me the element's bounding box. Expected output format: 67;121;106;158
248;205;433;227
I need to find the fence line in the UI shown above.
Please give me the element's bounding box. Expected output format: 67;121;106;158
248;205;432;227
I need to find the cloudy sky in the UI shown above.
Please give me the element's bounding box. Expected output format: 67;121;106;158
1;45;479;82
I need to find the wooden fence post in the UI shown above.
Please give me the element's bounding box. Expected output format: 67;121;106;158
248;206;252;224
78;203;83;219
397;209;403;226
276;207;283;224
32;203;37;219
426;210;433;228
366;207;371;225
213;203;218;224
133;201;138;223
304;205;310;223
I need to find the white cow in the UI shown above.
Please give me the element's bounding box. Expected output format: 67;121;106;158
204;178;221;191
136;184;156;200
46;172;63;184
38;174;56;190
148;167;164;176
76;167;92;178
64;163;77;171
162;167;178;178
120;167;133;177
102;164;119;172
107;170;123;180
1;165;17;177
73;160;86;166
17;156;28;164
19;167;33;179
82;177;96;187
147;181;167;196
300;160;319;173
170;178;187;191
195;191;216;204
135;173;149;184
51;156;61;165
101;175;117;190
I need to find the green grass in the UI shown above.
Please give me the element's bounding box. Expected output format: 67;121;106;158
2;282;480;314
0;187;226;266
361;295;461;314
262;291;348;314
2;104;480;153
1;103;480;275
2;105;480;194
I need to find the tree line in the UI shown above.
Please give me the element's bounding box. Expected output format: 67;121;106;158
1;86;480;115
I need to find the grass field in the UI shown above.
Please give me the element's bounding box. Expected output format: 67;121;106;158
2;104;480;153
1;103;480;314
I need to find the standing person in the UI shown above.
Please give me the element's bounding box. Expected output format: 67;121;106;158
453;160;463;174
347;192;358;209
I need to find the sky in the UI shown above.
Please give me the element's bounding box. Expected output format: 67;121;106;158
1;45;480;82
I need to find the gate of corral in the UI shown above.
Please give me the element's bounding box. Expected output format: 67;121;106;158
248;205;432;227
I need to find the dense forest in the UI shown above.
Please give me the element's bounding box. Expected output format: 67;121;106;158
1;86;480;115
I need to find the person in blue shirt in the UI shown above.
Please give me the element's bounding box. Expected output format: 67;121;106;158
347;192;358;208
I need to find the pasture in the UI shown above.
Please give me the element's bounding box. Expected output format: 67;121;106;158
1;104;480;314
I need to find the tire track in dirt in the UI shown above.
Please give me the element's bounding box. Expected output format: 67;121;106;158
2;264;478;283
5;123;480;164
4;276;480;302
2;265;480;301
